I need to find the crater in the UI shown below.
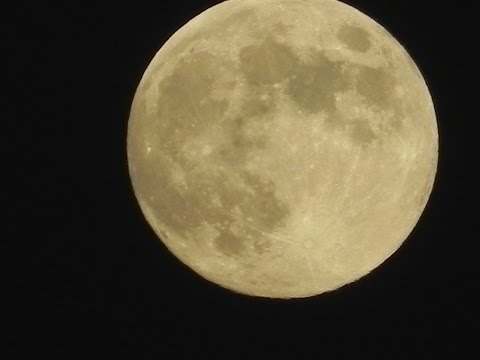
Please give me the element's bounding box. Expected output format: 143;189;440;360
337;25;371;53
287;52;348;114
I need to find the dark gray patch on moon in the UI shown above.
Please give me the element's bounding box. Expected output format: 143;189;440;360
154;51;230;158
218;87;274;164
231;116;268;152
356;66;395;110
337;25;372;53
239;37;298;86
287;52;349;114
240;171;290;231
345;120;377;145
210;170;292;257
240;89;274;118
323;113;379;147
354;65;404;132
215;231;246;256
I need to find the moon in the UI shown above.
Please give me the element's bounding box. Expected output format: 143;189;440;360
127;0;438;298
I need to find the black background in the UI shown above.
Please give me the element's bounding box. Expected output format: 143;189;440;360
6;0;476;358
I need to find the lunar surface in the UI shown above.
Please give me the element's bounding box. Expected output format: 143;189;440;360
127;0;438;298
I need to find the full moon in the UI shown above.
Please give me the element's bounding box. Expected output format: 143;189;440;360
127;0;438;298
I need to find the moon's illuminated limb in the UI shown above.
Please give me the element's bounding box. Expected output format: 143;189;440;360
127;0;438;298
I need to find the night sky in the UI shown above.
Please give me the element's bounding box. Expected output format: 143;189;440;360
6;0;475;358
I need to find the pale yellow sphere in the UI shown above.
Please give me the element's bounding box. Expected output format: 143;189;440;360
127;0;438;298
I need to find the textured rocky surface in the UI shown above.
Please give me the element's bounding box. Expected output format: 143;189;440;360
127;0;438;298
